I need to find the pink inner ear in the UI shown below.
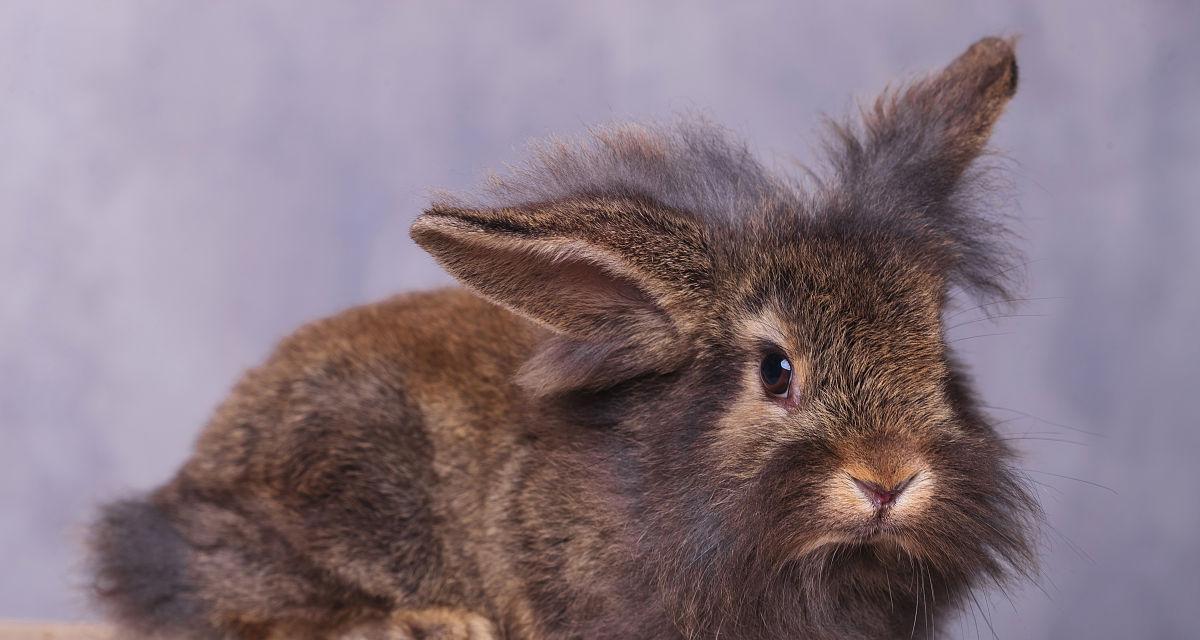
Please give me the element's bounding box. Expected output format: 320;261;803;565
444;232;673;341
513;249;692;395
551;252;658;312
414;216;686;394
526;247;675;339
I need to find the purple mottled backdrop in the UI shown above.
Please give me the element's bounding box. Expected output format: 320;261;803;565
2;2;1197;638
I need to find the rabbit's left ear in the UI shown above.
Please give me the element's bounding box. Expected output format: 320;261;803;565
827;36;1020;299
411;196;711;395
832;37;1017;205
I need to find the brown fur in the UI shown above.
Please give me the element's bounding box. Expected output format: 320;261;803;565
88;37;1038;639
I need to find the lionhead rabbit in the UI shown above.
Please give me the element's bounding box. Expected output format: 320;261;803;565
89;37;1038;639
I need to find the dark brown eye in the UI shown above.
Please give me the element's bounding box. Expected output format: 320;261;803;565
760;352;793;397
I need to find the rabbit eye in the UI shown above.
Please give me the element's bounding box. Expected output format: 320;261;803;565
759;352;793;398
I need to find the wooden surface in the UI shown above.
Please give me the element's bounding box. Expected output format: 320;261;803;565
0;623;111;640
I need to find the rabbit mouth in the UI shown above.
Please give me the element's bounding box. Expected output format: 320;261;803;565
787;519;910;560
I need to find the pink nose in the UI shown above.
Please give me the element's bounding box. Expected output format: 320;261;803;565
851;476;909;509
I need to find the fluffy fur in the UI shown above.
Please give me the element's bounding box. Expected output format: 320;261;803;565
88;37;1038;639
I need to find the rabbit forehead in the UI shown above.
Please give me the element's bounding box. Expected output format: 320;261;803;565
729;234;947;353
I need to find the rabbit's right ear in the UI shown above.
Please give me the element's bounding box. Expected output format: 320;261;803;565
411;197;711;395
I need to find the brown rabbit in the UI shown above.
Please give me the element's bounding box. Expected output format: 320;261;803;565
89;37;1038;639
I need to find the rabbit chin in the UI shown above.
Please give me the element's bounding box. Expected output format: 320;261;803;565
793;526;928;563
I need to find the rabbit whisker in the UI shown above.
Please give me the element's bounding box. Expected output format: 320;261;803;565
1018;469;1117;495
943;295;1066;321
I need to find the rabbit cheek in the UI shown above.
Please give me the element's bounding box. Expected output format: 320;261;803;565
706;309;812;477
707;364;802;480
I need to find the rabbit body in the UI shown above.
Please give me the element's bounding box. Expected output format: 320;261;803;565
90;37;1038;640
93;289;668;639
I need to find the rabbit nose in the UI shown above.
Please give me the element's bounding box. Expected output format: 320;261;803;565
850;473;918;509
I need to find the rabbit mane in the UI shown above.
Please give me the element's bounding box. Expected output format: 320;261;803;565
435;119;801;229
436;111;1020;311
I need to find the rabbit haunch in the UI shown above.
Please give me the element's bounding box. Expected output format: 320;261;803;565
89;36;1038;640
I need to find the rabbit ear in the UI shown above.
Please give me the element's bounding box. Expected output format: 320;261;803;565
411;196;711;395
831;37;1017;205
826;37;1020;301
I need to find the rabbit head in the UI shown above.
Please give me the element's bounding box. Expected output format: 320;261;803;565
413;37;1037;637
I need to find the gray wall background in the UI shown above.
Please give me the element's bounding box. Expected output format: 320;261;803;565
2;2;1197;638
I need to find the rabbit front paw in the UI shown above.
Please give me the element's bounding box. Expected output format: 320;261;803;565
338;608;498;640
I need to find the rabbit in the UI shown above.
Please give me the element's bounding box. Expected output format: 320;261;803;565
88;36;1038;640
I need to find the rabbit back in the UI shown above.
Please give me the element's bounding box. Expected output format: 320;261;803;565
89;288;543;637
